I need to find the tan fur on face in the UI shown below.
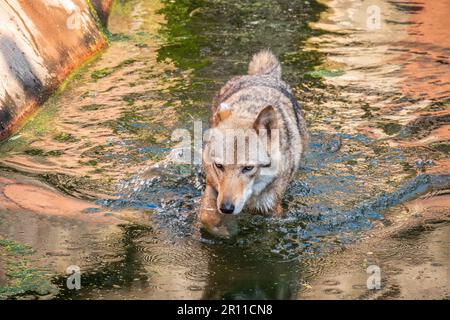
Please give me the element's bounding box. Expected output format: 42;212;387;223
215;166;254;214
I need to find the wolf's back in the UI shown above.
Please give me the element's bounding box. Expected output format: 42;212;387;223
247;49;282;79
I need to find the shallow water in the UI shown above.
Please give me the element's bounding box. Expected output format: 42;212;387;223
0;0;449;299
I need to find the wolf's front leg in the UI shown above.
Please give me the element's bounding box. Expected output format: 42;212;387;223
199;184;238;238
273;200;283;216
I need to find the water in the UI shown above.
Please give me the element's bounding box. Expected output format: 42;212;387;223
0;0;448;299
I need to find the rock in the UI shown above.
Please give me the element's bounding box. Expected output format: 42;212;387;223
90;0;113;27
0;0;113;140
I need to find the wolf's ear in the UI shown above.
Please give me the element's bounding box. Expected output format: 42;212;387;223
211;102;232;125
253;105;277;134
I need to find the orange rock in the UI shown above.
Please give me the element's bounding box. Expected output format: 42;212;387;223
0;0;113;140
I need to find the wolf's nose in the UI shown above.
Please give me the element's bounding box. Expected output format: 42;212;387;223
219;202;235;214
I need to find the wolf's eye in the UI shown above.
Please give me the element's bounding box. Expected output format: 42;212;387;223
214;162;224;171
242;166;254;173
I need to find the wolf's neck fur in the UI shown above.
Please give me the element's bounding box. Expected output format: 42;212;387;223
246;187;277;213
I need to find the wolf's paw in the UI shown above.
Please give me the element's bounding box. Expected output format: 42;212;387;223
199;210;239;238
206;221;239;238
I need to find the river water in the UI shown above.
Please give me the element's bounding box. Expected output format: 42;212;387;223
0;0;448;299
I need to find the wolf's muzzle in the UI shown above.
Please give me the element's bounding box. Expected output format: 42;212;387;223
219;202;235;214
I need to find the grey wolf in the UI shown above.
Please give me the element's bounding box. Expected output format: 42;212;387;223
199;49;308;237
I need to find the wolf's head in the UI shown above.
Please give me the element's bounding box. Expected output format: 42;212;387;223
203;105;280;214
